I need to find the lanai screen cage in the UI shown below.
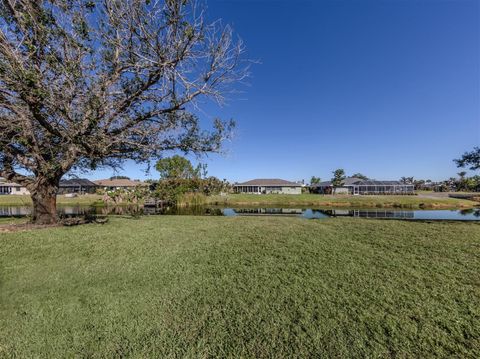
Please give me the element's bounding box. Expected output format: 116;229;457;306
351;180;414;195
310;178;415;195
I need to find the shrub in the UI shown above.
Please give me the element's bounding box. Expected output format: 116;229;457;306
177;192;206;207
154;177;231;205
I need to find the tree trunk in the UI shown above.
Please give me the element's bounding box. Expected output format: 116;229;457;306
30;180;59;225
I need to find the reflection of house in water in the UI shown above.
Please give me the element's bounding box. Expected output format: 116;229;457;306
0;206;31;217
233;208;303;216
353;210;414;219
318;209;414;219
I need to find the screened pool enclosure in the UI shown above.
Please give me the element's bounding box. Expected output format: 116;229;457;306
310;178;415;195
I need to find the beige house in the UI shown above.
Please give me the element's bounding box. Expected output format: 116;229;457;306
94;178;149;191
0;182;30;195
233;179;302;195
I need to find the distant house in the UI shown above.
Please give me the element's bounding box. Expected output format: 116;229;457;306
94;178;148;191
0;182;30;195
310;177;415;195
233;179;302;195
58;179;98;195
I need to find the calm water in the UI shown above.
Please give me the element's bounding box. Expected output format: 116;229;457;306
0;205;479;221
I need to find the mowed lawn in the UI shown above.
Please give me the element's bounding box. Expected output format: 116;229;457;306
0;217;479;357
0;194;104;206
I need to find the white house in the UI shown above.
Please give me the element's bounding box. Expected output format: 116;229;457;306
233;179;303;195
0;182;30;195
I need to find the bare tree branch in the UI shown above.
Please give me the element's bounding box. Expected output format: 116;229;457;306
0;0;247;223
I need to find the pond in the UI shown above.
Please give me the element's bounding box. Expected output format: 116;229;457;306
0;205;479;221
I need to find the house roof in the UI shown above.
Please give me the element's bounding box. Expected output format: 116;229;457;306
234;179;302;187
93;179;148;187
59;178;98;187
311;177;363;187
310;177;413;187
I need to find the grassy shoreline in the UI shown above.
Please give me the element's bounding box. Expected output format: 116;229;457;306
207;193;479;209
1;216;479;357
0;194;105;206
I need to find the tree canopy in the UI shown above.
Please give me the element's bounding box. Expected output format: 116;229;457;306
454;147;480;171
110;176;130;180
331;169;346;194
155;155;199;180
400;177;414;184
0;0;247;223
351;173;369;180
310;176;321;185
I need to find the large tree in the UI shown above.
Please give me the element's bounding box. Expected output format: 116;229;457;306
310;176;321;185
331;169;345;195
155;155;198;180
0;0;246;224
454;147;480;171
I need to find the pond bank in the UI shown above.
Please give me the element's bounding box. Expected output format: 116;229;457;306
206;193;479;209
0;193;478;209
1;205;479;222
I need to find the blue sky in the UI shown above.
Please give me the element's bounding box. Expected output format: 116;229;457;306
88;0;479;183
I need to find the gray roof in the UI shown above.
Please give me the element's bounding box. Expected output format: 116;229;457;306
311;177;413;187
311;177;363;187
59;178;98;187
94;179;148;187
235;178;302;187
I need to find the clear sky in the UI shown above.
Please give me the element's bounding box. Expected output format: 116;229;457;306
88;0;479;183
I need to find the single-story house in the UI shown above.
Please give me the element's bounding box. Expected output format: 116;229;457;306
310;177;415;195
94;178;149;191
233;179;302;195
0;182;30;195
58;179;98;195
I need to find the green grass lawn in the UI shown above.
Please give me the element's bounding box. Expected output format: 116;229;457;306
0;217;27;226
0;194;105;206
1;216;479;357
207;193;478;209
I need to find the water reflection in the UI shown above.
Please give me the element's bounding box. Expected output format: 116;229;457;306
311;209;414;219
231;208;303;216
0;206;31;217
0;205;479;221
230;208;480;221
459;208;480;217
